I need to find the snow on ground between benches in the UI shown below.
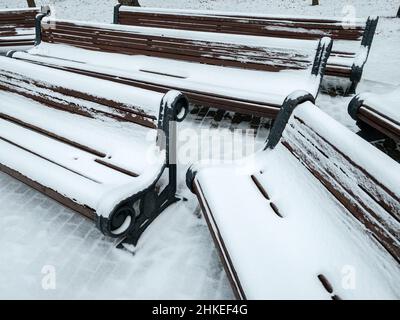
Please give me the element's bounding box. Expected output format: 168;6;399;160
0;0;399;299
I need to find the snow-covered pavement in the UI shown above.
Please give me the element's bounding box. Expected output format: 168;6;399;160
0;0;399;299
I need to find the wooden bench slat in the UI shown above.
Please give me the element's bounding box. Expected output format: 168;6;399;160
0;7;39;50
115;6;378;94
0;56;189;241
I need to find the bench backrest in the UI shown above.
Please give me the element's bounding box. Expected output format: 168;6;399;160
115;6;374;42
38;17;331;76
266;91;400;263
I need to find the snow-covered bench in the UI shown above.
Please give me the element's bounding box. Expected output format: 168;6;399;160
0;56;188;243
348;87;400;142
8;16;332;118
114;5;378;94
186;91;400;299
0;7;48;53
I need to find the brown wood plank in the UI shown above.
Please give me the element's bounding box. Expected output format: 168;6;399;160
0;162;96;220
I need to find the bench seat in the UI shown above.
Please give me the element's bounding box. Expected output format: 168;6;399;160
0;56;188;241
348;86;400;142
9;17;332;118
187;92;400;299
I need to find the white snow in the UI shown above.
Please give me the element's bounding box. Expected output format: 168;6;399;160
0;7;38;13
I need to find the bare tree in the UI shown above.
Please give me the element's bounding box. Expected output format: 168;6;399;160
26;0;36;7
312;0;319;5
118;0;140;6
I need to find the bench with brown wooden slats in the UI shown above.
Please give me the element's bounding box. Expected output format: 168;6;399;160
0;6;48;52
348;87;400;143
0;56;189;245
186;91;400;299
114;5;378;94
8;16;332;118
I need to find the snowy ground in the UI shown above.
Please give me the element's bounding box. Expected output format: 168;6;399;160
0;0;399;299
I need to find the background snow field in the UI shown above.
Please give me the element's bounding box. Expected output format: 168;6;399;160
0;0;399;299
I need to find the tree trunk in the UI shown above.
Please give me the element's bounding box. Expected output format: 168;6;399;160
118;0;140;6
26;0;36;7
397;5;400;17
312;0;319;5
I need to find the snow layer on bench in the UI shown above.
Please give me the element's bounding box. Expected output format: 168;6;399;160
194;102;400;299
359;86;400;125
0;56;164;119
0;91;165;218
196;146;400;299
16;43;320;105
0;7;39;13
